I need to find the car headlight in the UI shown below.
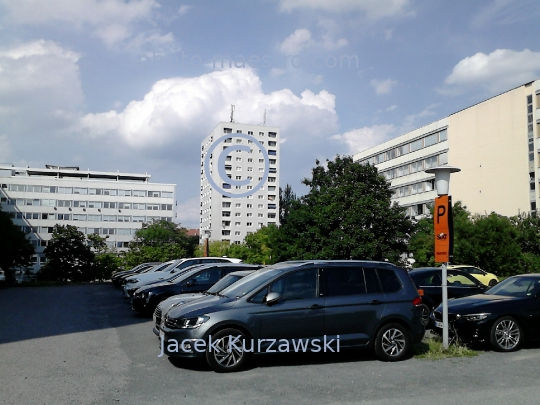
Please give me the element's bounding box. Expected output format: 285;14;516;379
458;313;491;321
166;315;209;329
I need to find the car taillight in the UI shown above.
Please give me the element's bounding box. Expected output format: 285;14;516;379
412;296;422;307
417;289;424;296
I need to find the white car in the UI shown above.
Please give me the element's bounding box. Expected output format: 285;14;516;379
123;257;242;297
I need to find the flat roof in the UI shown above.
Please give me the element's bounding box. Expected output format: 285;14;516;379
0;164;151;182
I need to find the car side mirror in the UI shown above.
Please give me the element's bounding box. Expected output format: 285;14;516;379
265;292;281;306
185;279;197;287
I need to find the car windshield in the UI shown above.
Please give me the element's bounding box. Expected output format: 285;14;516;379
168;264;205;279
206;274;244;294
146;261;175;273
487;276;540;297
219;267;288;298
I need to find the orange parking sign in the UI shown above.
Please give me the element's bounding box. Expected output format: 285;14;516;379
434;195;453;263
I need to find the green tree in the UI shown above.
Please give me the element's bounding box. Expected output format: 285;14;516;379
279;184;297;225
0;206;34;281
194;240;231;257
226;225;280;264
121;220;194;267
276;156;414;263
39;224;95;282
408;202;536;276
87;233;120;281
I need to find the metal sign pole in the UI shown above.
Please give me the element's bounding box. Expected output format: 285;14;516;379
441;261;449;349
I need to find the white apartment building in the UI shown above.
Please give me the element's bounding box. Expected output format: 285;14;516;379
200;122;280;244
0;165;175;272
354;79;539;218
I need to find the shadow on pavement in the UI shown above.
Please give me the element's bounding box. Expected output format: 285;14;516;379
0;283;149;344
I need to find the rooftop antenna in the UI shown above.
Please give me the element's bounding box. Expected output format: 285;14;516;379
230;105;235;123
259;108;266;125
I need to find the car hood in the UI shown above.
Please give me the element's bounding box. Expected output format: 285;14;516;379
437;294;522;312
166;295;237;320
126;271;172;283
158;293;206;312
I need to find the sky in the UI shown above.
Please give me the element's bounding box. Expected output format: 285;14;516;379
1;0;540;229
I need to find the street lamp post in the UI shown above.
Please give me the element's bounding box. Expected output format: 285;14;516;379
425;165;461;350
202;229;212;257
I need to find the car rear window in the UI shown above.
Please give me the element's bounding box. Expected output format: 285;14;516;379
377;268;402;293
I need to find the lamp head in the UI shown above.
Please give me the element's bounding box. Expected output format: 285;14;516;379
424;165;461;196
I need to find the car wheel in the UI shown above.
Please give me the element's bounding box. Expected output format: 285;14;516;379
490;316;522;352
374;323;410;362
206;328;250;372
488;279;498;287
420;304;430;327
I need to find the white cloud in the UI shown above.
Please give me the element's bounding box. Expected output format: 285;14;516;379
402;104;439;130
270;68;286;77
386;105;397;111
331;124;396;154
0;0;162;49
471;0;540;28
80;69;338;149
279;0;413;19
280;29;312;54
0;40;83;127
440;49;540;95
370;78;398;95
279;28;348;55
178;5;192;15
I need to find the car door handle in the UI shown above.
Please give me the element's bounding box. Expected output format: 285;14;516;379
369;300;383;305
309;304;324;310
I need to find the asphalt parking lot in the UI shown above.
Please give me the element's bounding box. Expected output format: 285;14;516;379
1;284;540;405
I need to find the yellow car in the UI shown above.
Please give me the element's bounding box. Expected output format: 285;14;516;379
446;265;499;287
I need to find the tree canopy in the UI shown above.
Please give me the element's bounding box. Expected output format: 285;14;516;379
408;202;540;276
121;220;198;267
39;224;96;282
0;206;34;280
275;156;414;263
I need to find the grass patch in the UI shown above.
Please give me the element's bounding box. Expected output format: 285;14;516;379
412;336;479;360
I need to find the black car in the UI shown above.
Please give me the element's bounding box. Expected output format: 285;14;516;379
430;274;540;352
111;262;161;288
408;267;488;326
131;263;263;315
160;260;425;372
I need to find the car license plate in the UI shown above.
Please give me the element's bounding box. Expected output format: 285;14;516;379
435;321;443;329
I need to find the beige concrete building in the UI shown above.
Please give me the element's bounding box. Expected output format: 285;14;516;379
354;79;538;217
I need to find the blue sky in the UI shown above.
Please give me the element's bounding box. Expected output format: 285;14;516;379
1;0;540;228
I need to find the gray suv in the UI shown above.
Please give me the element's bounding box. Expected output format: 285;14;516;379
160;260;425;372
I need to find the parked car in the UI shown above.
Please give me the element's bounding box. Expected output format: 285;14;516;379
446;265;499;287
111;262;161;288
430;274;540;352
153;269;256;336
160;260;425;372
408;267;488;326
123;258;242;297
117;261;177;288
0;268;5;283
132;263;261;315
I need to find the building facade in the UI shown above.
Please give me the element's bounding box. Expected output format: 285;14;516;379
354;80;539;218
200;122;280;244
0;165;175;272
